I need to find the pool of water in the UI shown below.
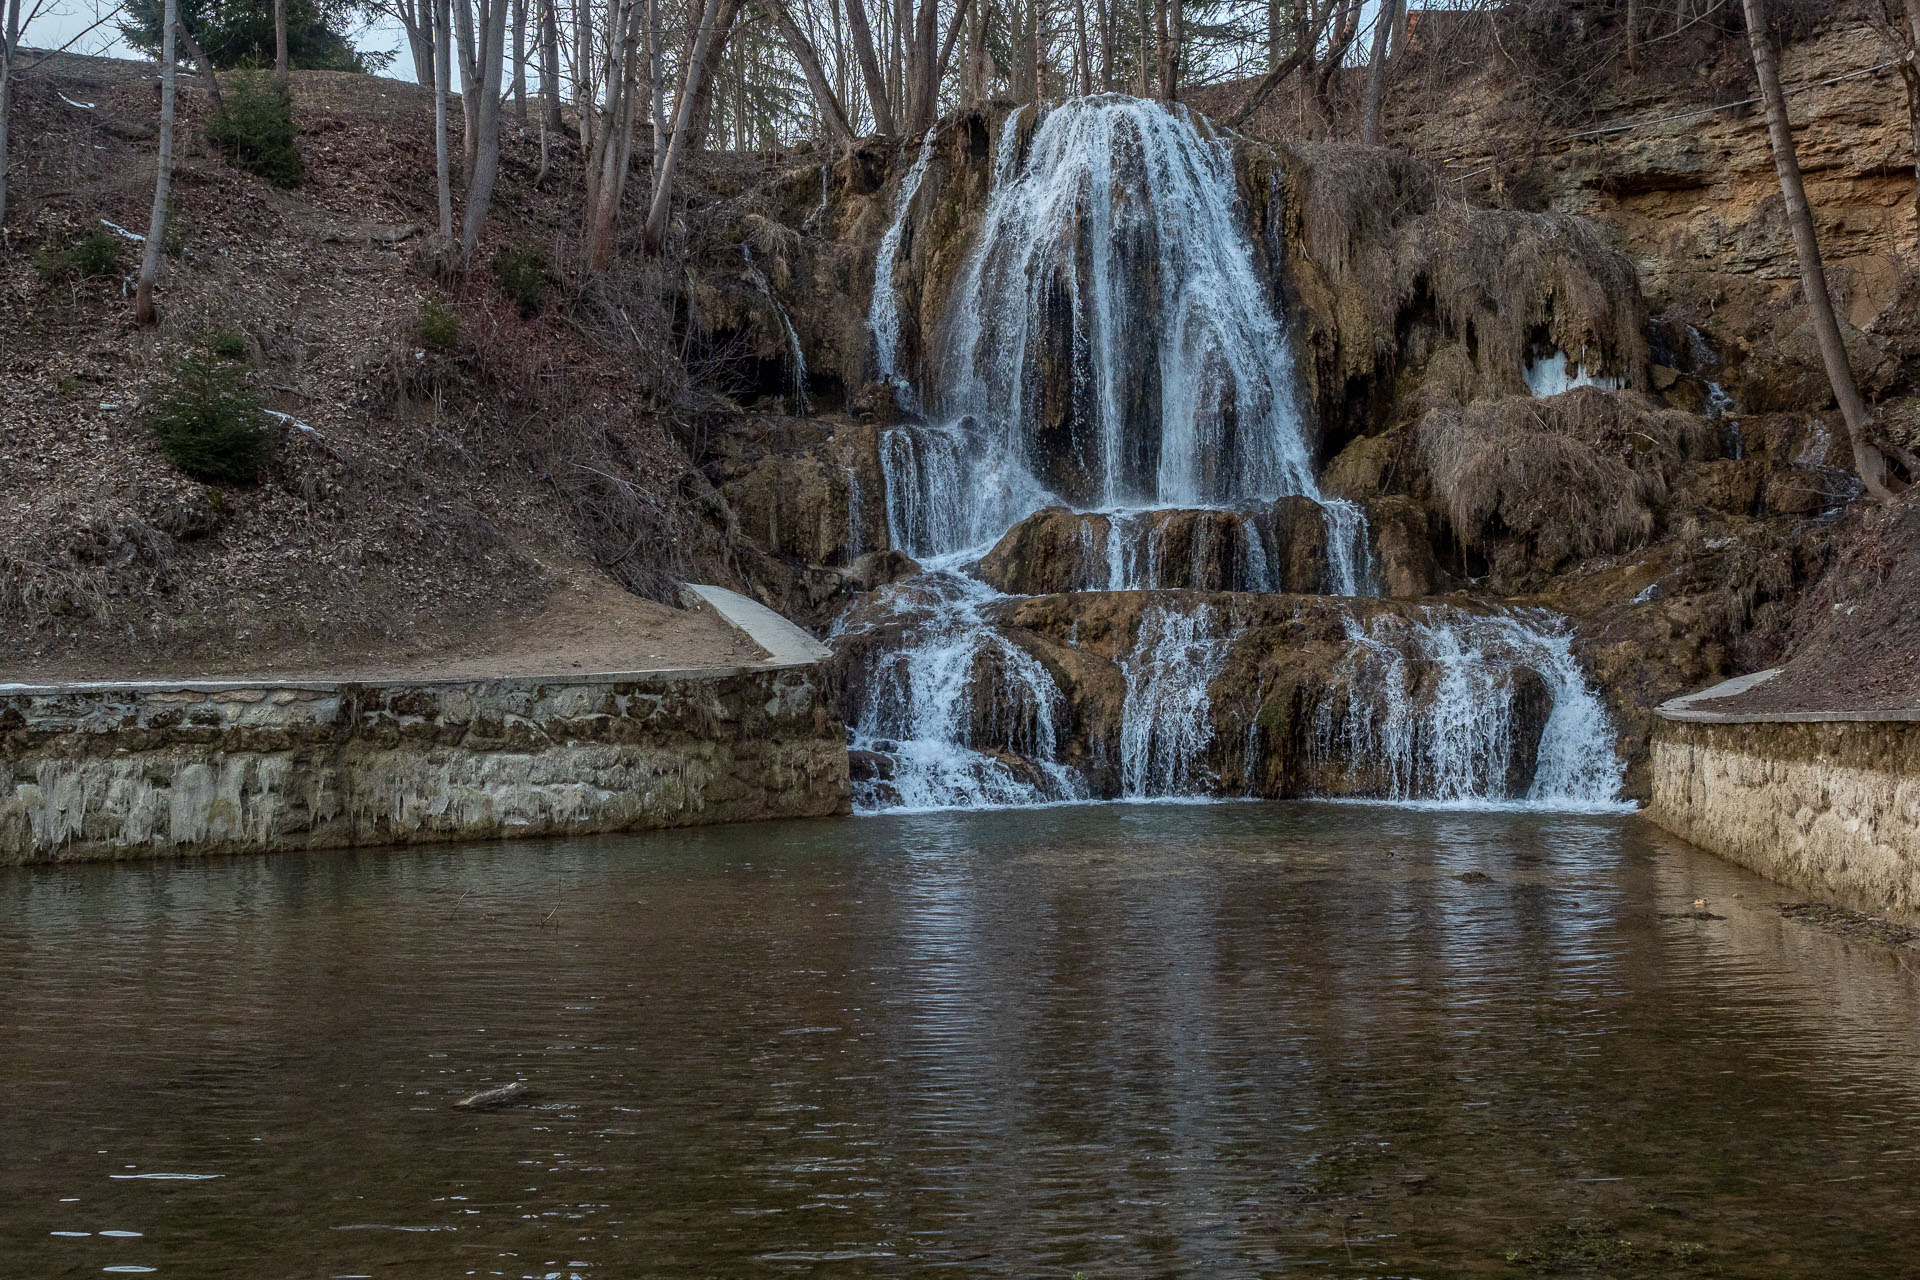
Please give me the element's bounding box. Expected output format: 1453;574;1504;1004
3;804;1918;1277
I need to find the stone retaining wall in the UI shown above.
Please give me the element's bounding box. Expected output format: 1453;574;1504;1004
1;587;851;864
1648;677;1920;926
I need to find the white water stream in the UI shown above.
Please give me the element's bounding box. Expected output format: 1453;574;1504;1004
844;96;1623;814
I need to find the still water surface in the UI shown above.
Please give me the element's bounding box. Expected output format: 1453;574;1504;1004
4;804;1920;1277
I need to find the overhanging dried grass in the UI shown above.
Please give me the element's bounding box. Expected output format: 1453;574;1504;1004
1418;387;1717;574
1402;206;1644;398
1279;142;1647;412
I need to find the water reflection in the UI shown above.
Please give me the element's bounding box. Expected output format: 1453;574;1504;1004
2;804;1918;1276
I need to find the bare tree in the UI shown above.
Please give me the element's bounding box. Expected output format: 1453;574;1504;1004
512;0;527;118
374;0;437;85
539;0;564;130
1154;0;1181;100
1743;0;1897;499
644;0;726;253
767;0;854;144
459;0;511;263
434;0;454;242
843;0;896;134
274;0;289;81
135;0;177;326
454;0;481;170
0;0;22;228
685;0;745;150
1226;0;1333;127
583;0;644;267
175;11;224;114
1360;0;1402;145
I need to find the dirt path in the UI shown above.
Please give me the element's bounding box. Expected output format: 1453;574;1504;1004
3;573;771;684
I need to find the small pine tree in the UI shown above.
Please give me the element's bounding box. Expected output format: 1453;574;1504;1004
35;232;126;281
492;247;551;317
205;72;304;187
143;352;275;484
415;297;461;349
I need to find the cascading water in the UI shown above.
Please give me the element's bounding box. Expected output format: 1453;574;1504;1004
874;97;1366;578
1118;604;1236;797
868;127;940;403
838;573;1087;811
842;95;1624;815
742;247;808;413
1310;611;1629;810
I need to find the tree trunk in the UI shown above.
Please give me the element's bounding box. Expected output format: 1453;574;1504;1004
844;0;896;135
274;0;289;81
176;13;224;114
1071;0;1091;94
583;0;639;267
1025;0;1041;100
1;0;21;228
647;0;668;167
1314;0;1363;122
459;0;510;264
539;0;563;130
455;0;481;173
964;0;986;104
644;0;725;253
908;0;938;127
902;0;967;131
511;0;527;118
1136;0;1151;95
574;0;592;146
434;0;454;241
767;0;854;145
1097;0;1113;89
1743;0;1896;499
1226;0;1329;126
684;0;743;151
135;0;177;326
1359;0;1399;144
405;0;435;87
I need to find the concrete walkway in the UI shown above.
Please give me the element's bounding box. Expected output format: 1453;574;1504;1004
683;584;834;668
1657;670;1920;725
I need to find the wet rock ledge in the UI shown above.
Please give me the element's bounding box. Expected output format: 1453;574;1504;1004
0;587;850;864
1648;672;1920;927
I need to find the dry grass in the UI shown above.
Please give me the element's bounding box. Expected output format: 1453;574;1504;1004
1279;142;1648;413
1418;387;1718;576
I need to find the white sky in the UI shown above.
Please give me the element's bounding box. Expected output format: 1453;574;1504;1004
23;0;419;82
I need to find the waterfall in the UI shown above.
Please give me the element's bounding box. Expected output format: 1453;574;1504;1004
1310;610;1629;810
742;249;809;414
841;95;1623;816
839;573;1087;811
1118;604;1235;797
873;96;1367;584
868;127;940;399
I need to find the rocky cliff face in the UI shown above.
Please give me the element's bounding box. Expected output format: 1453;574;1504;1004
1376;16;1916;420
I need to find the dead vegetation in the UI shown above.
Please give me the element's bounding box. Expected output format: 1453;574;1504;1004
1277;142;1650;441
0;53;807;675
1417;387;1718;584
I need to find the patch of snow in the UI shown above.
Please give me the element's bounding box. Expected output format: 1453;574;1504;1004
1525;349;1625;398
99;219;145;242
263;409;322;436
58;93;96;109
